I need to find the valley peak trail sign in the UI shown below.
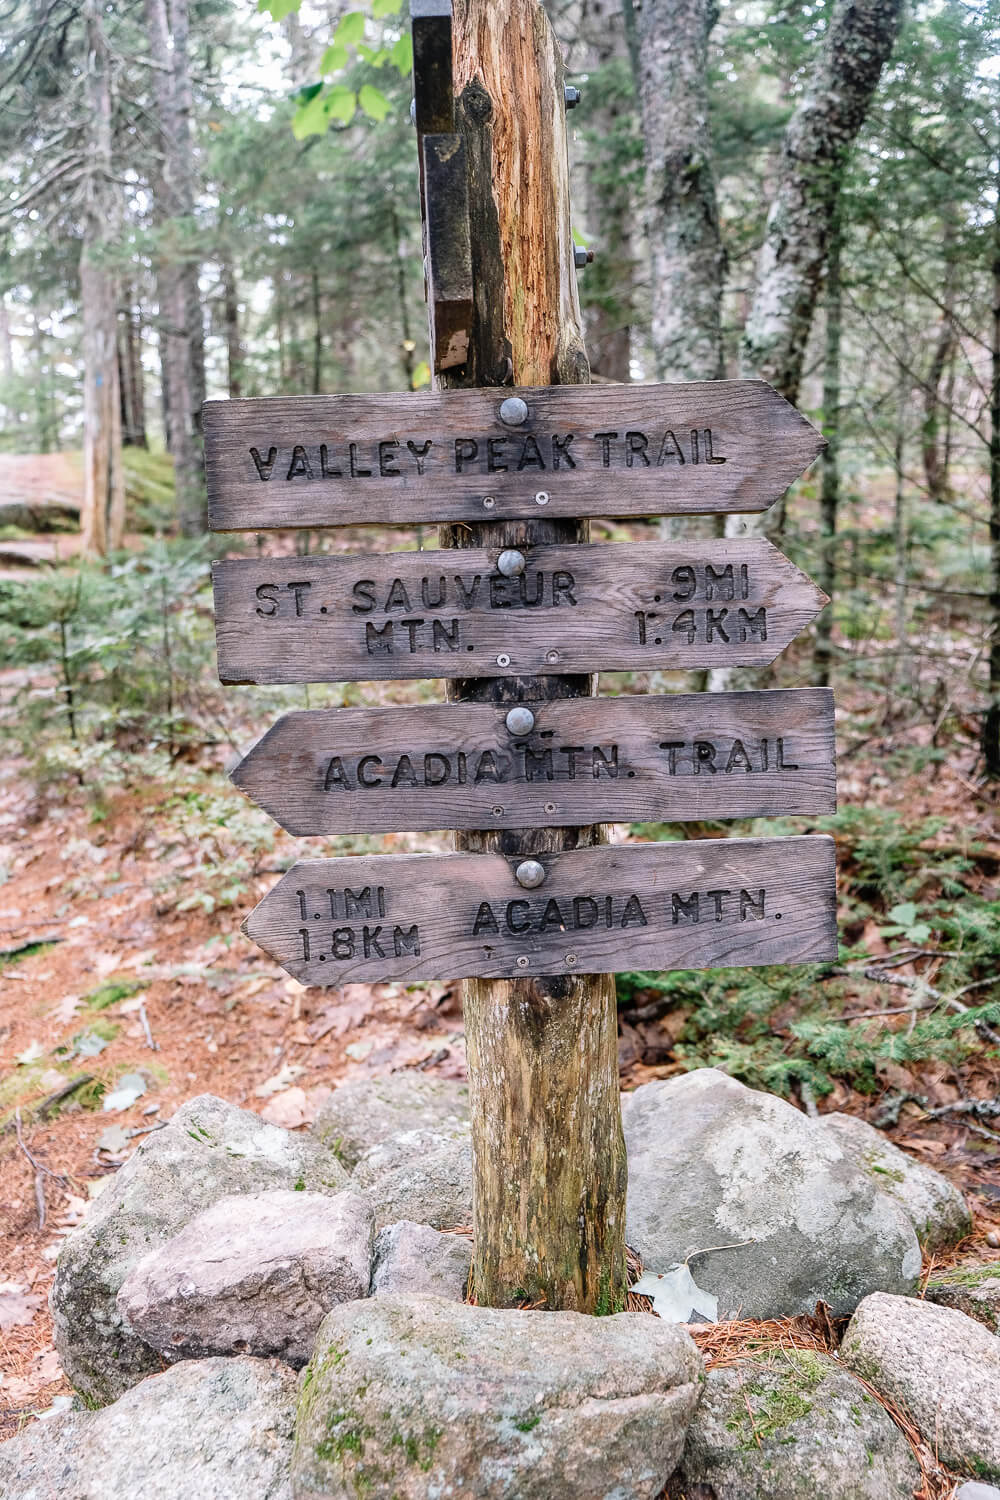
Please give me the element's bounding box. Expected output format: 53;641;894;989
204;380;824;531
206;0;837;1317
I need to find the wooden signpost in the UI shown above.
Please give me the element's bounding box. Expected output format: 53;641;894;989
212;539;827;683
205;0;838;1318
243;838;837;986
204;381;823;532
231;688;836;834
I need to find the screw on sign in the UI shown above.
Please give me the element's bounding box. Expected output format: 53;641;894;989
206;0;835;1317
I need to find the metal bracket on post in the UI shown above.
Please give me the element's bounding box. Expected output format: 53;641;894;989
411;0;473;373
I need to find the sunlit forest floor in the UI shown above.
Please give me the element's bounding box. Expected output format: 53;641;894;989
1;470;998;1437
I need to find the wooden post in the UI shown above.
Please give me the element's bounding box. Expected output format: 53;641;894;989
430;0;627;1312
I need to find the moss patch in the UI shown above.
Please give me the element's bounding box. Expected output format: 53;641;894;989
726;1350;829;1450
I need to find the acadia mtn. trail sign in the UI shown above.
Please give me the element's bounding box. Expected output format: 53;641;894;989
204;380;824;531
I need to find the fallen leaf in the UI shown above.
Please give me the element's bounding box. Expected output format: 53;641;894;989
260;1087;311;1128
631;1264;718;1324
15;1041;45;1065
73;1031;110;1058
102;1072;147;1112
0;1283;42;1330
34;1349;62;1383
36;1395;74;1419
254;1064;304;1098
97;1124;130;1153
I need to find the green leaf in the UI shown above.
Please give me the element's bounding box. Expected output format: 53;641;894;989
888;901;920;926
358;83;391;121
411;360;431;390
372;0;403;15
320;42;349;73
356;42;377;62
296;81;323;104
291;91;331;140
334;11;366;44
390;32;413;73
259;0;301;19
327;85;358;123
571;225;588;247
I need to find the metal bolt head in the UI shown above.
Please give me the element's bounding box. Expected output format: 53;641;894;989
499;396;528;427
483;496;496;508
574;246;594;269
516;955;529;969
565;953;578;966
535;490;549;505
515;859;546;889
497;548;526;578
564;85;581;109
505;706;535;736
545;649;559;664
496;653;511;668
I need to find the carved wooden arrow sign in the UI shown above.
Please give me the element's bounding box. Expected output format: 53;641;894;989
204;381;824;531
212;538;828;684
230;688;836;835
242;836;837;985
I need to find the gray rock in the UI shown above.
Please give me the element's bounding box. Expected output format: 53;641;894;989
956;1486;1000;1500
51;1093;350;1406
926;1263;1000;1334
842;1292;1000;1479
293;1293;702;1500
370;1220;470;1301
0;1356;296;1500
818;1111;972;1252
117;1190;373;1368
352;1126;473;1230
312;1074;470;1168
623;1069;921;1320
668;1349;921;1499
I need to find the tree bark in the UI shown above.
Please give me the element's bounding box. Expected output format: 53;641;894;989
118;295;147;448
740;0;904;404
814;195;841;687
144;0;205;535
922;221;956;505
984;132;1000;777
222;260;244;399
435;0;627;1313
637;0;724;383
80;0;125;556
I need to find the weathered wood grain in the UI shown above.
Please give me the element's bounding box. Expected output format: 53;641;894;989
231;687;836;834
203;381;824;532
423;133;474;371
242;835;838;985
211;538;828;683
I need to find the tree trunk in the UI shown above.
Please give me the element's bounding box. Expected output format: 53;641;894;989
222;260;244;398
311;268;322;395
564;0;635;383
118;295;147;448
637;0;724;383
711;0;902;691
740;0;904;404
434;0;627;1313
891;361;909;707
984;136;1000;777
80;0;125;556
144;0;205;535
922;221;956;505
814;195;841;687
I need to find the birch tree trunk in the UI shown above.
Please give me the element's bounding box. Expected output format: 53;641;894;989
813;196;841;687
711;0;903;691
80;0;125;557
436;0;627;1314
740;0;905;403
637;0;724;383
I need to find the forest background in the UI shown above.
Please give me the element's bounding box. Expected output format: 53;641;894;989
1;0;1000;1418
